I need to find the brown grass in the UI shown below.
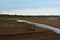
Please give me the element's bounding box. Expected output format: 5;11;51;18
0;16;60;40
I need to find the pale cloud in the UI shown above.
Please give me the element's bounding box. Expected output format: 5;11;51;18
0;8;60;15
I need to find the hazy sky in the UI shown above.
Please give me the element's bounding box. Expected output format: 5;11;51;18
0;0;60;15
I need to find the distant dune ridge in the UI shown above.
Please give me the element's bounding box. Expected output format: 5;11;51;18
0;8;60;16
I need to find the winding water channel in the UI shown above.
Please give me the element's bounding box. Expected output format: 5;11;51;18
17;20;60;34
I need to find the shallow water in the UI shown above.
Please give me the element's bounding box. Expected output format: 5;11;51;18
17;20;60;34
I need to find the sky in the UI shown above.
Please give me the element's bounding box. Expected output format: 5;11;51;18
0;0;60;15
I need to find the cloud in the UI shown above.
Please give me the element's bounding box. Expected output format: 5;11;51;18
0;8;60;15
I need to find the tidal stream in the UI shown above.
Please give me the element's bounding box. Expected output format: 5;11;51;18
17;20;60;34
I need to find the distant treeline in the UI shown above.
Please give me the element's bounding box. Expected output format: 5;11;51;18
0;14;60;18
